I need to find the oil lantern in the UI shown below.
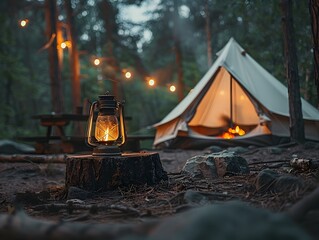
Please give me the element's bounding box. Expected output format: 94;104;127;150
87;94;126;156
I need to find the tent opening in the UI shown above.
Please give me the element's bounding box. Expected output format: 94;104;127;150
188;67;260;138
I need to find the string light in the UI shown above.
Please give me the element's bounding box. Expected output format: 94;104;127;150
19;19;29;28
124;71;132;79
60;40;71;49
148;78;155;87
169;85;176;92
93;58;101;66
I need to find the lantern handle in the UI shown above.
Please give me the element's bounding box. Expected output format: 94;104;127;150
86;101;98;147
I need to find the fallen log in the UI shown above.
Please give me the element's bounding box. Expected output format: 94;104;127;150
0;154;67;164
0;211;155;240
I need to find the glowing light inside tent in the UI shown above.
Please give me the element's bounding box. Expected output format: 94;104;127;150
221;125;246;139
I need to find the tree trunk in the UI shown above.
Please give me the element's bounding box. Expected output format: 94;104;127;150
173;0;184;102
205;0;212;67
45;0;64;113
65;0;81;112
65;152;168;191
99;1;120;98
309;0;319;105
280;0;305;143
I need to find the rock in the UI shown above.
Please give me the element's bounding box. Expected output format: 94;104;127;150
150;201;311;240
255;169;304;193
214;152;249;176
290;158;311;171
182;151;249;179
182;155;218;178
255;169;279;192
273;176;304;193
0;139;35;154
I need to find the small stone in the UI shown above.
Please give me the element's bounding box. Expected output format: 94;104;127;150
255;169;279;192
290;158;311;171
255;169;304;193
273;176;304;193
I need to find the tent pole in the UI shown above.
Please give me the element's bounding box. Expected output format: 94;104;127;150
230;75;233;128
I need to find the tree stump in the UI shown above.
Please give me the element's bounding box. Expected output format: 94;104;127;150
65;152;168;191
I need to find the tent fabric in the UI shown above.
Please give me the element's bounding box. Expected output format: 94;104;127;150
153;38;319;148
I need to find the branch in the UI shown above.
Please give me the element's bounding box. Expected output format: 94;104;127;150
32;203;140;216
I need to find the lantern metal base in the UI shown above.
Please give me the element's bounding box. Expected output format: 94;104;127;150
92;145;121;156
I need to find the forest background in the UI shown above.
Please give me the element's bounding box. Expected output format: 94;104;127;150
0;0;317;140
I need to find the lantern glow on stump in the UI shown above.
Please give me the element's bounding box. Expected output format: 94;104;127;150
65;93;167;191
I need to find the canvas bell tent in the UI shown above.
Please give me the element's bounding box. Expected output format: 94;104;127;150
153;38;319;149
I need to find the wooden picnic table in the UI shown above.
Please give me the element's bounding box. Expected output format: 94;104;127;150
21;113;153;153
32;113;88;141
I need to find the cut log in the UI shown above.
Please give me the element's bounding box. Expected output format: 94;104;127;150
65;152;168;191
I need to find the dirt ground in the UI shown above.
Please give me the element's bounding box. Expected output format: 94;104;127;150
0;142;319;239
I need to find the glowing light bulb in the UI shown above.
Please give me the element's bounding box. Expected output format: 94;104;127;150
94;58;101;66
169;85;176;92
148;79;155;86
61;42;67;49
19;19;29;27
125;71;132;79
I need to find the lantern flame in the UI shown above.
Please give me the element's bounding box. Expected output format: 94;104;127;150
104;128;109;141
221;125;245;139
95;116;119;142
